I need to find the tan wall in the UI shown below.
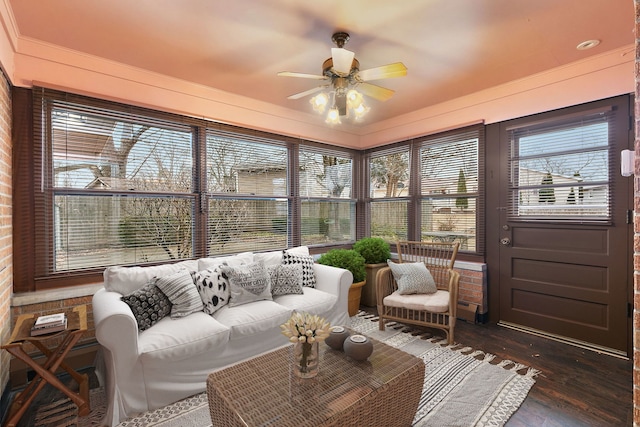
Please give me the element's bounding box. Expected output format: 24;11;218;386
0;71;11;399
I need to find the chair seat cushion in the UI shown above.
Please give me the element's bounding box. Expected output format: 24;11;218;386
383;290;450;313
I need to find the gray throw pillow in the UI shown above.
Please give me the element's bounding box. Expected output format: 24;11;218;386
387;260;437;295
155;269;204;318
269;264;304;296
121;281;172;331
222;261;273;307
281;251;316;288
192;265;230;315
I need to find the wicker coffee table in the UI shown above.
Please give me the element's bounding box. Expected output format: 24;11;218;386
206;333;425;427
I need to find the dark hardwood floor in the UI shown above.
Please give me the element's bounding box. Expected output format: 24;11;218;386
452;319;632;427
6;310;633;427
369;307;631;427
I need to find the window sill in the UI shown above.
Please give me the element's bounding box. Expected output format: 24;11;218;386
12;282;103;307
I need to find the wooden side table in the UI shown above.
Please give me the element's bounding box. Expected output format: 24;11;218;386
1;305;90;427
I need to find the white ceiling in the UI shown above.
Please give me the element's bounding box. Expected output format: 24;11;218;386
6;0;635;126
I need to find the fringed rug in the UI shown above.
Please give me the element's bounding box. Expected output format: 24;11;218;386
40;312;539;427
351;312;539;426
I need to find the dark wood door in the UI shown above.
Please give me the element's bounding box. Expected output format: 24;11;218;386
493;97;632;356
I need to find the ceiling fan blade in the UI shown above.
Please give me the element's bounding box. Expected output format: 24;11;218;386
287;86;325;100
358;82;395;101
331;48;355;75
278;71;328;80
357;62;407;82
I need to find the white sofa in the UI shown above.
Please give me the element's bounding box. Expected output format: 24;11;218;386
92;248;352;426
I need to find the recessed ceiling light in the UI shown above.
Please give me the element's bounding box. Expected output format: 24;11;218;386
576;39;600;50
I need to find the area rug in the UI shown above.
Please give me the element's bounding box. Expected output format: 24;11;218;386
43;312;539;427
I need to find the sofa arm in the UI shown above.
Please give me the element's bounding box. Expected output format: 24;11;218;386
92;288;140;371
313;263;352;297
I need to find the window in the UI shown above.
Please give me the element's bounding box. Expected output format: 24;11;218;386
507;109;612;221
206;130;289;254
17;87;479;292
365;126;483;254
419;130;480;252
299;147;355;246
44;99;196;274
369;149;410;241
17;88;360;291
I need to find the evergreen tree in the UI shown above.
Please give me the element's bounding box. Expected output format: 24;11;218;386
538;172;555;204
567;187;576;204
455;168;468;210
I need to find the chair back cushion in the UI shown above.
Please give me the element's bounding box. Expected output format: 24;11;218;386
387;260;437;294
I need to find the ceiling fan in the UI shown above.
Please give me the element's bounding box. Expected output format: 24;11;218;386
278;32;407;122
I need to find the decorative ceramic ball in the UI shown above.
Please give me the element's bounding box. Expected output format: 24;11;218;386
343;334;374;361
325;326;350;351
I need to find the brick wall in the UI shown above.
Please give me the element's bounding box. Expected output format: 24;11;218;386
456;264;487;315
634;2;640;425
0;71;11;401
633;0;640;426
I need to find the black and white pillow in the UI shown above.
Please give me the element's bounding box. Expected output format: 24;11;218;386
221;261;273;307
192;265;230;315
121;281;172;331
155;269;204;318
269;264;304;296
281;250;316;288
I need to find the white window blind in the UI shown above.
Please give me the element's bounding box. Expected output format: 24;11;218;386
507;108;613;221
206;130;289;254
419;127;480;252
44;99;195;272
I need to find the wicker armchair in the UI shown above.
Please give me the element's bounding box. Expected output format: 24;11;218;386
376;241;460;344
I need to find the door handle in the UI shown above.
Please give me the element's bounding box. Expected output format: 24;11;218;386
500;237;511;246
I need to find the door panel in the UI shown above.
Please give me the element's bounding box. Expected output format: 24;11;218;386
500;223;627;351
493;96;632;355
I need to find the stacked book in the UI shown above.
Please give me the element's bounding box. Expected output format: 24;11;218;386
31;312;67;336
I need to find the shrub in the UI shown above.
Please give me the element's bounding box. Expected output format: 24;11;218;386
353;237;391;264
317;249;366;283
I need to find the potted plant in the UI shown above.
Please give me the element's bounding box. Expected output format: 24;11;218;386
317;249;366;317
353;237;391;307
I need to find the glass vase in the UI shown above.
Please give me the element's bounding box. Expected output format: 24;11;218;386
292;341;319;378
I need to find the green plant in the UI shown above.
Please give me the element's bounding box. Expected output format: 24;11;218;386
317;249;366;283
353;237;391;264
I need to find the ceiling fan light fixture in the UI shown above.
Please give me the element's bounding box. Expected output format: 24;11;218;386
331;48;356;75
325;106;342;125
279;31;407;126
352;102;370;121
310;93;329;113
346;89;363;106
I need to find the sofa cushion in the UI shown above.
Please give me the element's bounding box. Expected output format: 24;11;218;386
222;261;273;307
104;259;199;295
273;287;338;316
138;312;230;362
213;300;291;341
282;251;316;288
192;266;230;315
198;252;254;271
254;246;310;267
269;264;304;296
121;281;172;331
155;269;204;318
